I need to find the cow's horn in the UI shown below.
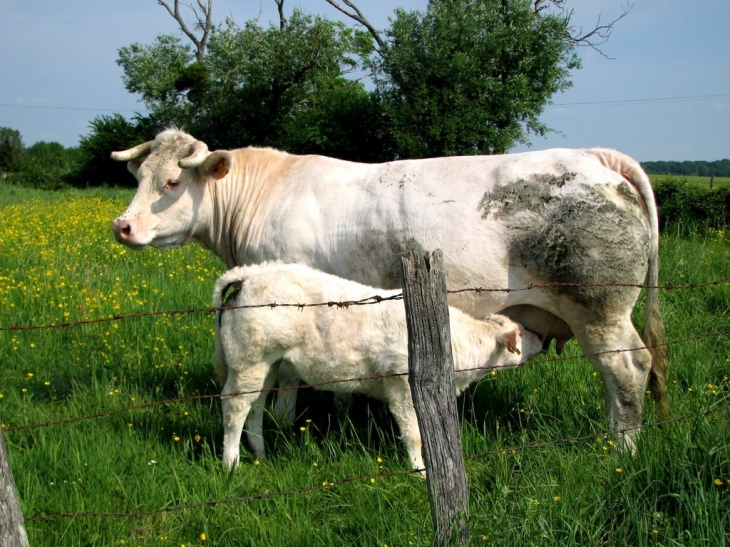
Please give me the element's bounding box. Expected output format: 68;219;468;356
110;140;154;162
178;140;210;169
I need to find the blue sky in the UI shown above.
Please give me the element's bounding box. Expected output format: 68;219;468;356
1;0;728;161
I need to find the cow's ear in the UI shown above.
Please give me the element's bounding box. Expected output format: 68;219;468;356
201;151;234;181
497;328;521;355
128;160;143;177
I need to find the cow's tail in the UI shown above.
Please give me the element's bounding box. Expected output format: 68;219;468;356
589;149;670;417
212;268;246;386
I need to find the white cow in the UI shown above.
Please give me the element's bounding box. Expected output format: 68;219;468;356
212;263;543;470
111;129;668;450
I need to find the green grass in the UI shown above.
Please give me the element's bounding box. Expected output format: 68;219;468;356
1;183;729;546
649;173;730;189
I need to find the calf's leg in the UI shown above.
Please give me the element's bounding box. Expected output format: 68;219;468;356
383;379;425;475
273;360;298;424
245;364;279;459
221;361;272;469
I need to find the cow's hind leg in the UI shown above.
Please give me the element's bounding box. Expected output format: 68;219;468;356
574;317;652;452
221;361;273;469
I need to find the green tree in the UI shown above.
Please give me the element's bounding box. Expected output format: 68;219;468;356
117;35;194;127
0;127;24;174
114;0;627;161
8;141;82;190
277;81;393;161
116;10;387;160
71;114;162;188
367;0;580;157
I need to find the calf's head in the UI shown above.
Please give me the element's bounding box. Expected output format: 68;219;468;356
489;315;544;366
111;129;233;250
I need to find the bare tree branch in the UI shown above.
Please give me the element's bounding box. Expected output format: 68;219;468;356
324;0;384;50
533;0;632;58
157;0;214;61
273;0;286;30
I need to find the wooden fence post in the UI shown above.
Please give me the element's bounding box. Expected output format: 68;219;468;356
400;250;469;546
0;428;29;547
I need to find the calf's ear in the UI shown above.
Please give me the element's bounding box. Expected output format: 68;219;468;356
497;328;521;355
201;151;234;180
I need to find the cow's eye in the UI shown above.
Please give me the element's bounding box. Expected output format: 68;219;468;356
165;179;181;190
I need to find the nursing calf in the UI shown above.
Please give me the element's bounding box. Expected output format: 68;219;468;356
213;263;543;471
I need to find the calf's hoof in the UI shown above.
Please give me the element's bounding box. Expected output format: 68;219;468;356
222;454;239;470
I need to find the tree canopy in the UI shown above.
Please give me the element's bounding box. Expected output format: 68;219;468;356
116;10;389;161
641;159;730;178
369;0;579;157
110;0;600;161
33;0;642;188
0;127;24;173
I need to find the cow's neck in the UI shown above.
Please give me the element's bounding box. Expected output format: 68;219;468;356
196;147;290;268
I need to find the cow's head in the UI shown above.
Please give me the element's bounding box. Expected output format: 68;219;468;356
111;129;233;250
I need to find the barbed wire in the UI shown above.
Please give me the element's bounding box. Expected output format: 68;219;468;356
5;328;728;433
0;294;404;332
24;401;729;522
465;400;730;460
24;468;419;522
2;277;727;333
447;277;730;295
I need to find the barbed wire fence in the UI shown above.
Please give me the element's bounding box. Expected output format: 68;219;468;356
22;401;729;523
2;278;727;333
1;274;729;536
3;327;729;434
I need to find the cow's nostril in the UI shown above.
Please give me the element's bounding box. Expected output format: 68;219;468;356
121;224;131;235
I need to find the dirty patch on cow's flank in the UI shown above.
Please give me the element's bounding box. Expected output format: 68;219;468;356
478;171;576;220
346;230;427;289
508;189;650;311
614;179;647;215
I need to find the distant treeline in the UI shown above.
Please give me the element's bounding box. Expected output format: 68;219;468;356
641;159;730;177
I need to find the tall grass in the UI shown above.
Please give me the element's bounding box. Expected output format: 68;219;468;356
1;183;728;546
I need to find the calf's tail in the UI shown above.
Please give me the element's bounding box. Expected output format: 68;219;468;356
589;149;670;417
212;268;246;386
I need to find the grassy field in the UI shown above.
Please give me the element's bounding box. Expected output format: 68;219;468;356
648;173;730;189
0;183;728;546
